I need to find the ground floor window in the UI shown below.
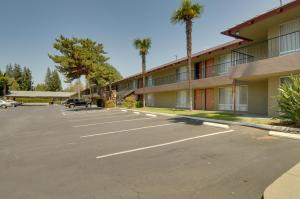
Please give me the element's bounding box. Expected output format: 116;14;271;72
176;90;188;109
146;94;154;107
218;86;248;111
218;87;233;111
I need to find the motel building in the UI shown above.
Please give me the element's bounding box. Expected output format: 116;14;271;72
110;0;300;117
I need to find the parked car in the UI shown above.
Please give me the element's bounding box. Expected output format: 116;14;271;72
64;99;91;108
0;100;12;108
5;100;22;107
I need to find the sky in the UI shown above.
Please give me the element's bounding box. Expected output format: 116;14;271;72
0;0;291;87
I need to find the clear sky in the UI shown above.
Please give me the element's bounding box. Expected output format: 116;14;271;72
0;0;291;87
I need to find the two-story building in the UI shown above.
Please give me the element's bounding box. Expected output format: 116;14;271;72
112;0;300;117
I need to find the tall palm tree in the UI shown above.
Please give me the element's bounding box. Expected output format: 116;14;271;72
133;38;152;107
171;0;203;111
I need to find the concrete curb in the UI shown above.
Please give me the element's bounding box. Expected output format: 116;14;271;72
119;108;300;134
269;131;300;140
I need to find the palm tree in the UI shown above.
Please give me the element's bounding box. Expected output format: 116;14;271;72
133;38;152;107
171;0;203;111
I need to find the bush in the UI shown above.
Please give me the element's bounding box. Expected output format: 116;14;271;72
123;95;136;109
136;101;143;108
277;75;300;126
105;100;116;108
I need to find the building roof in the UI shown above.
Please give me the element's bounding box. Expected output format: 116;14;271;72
5;91;77;98
113;39;245;85
222;0;300;39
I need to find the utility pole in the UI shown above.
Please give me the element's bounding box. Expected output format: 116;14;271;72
280;0;282;6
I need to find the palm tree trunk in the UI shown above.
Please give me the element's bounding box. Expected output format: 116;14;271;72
186;19;193;111
109;82;112;100
142;54;146;108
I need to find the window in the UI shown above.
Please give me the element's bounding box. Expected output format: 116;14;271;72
280;76;293;85
217;54;231;75
147;76;153;87
237;85;248;111
280;18;300;55
176;90;188;108
177;66;188;82
218;86;248;111
146;94;154;107
218;87;232;110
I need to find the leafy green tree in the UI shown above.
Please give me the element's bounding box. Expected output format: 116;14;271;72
133;38;152;107
35;83;47;91
48;70;62;91
20;67;33;91
277;75;300;126
88;63;122;99
171;0;203;110
45;67;52;90
0;70;9;96
49;35;108;82
10;79;20;91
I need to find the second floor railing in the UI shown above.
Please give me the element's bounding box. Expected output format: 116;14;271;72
232;29;300;63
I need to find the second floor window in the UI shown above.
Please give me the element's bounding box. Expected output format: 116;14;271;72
280;18;300;55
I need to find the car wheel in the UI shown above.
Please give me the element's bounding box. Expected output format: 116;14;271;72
1;105;7;109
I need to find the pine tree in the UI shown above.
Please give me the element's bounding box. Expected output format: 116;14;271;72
21;67;33;91
45;67;52;91
49;70;62;91
12;64;23;85
5;64;14;78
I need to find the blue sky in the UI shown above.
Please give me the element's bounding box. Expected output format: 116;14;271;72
0;0;290;87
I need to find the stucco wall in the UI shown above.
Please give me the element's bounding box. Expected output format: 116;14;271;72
247;81;268;115
268;76;280;117
152;91;177;108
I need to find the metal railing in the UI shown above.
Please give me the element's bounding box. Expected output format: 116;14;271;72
232;29;300;63
146;72;189;87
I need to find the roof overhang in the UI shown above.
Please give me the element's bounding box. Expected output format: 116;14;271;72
222;0;300;41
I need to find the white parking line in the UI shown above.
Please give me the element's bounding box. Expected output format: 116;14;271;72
72;117;154;128
121;110;127;112
80;123;183;138
96;129;235;159
133;112;140;115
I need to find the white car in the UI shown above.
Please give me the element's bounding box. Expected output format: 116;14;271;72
5;100;21;107
0;100;12;108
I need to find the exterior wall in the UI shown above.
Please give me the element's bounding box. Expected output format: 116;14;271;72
268;76;280;117
205;58;215;78
150;91;177;108
205;88;215;111
247;81;268;115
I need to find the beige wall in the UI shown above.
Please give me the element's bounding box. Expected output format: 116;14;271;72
268;76;280;117
247;81;268;115
151;91;177;108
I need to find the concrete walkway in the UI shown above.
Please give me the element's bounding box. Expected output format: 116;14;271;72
264;163;300;199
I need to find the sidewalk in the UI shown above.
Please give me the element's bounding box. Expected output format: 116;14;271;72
264;163;300;199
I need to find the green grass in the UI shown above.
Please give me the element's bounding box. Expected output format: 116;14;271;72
134;107;276;125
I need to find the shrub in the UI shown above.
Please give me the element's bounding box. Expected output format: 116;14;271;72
105;100;116;108
123;95;136;109
277;75;300;126
136;101;143;108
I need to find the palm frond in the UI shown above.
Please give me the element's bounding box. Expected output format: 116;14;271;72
133;37;152;55
171;0;204;24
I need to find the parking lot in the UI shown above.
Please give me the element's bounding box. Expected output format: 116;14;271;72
1;105;300;199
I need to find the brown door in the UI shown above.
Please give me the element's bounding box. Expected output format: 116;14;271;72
205;88;215;111
194;89;205;110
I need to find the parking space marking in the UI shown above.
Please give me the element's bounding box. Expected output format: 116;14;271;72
121;110;127;112
96;129;235;159
133;112;140;115
80;122;184;138
72;117;154;128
